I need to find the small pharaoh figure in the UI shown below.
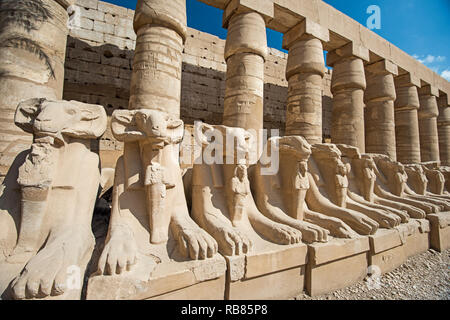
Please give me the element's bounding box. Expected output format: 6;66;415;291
231;164;250;225
334;158;349;207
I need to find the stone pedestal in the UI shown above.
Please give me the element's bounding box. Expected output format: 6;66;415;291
223;11;267;161
226;244;307;300
0;0;73;179
399;219;430;258
283;20;329;145
427;212;450;252
87;254;227;300
305;237;369;297
418;85;441;163
328;43;369;152
394;74;422;164
364;60;398;160
437;96;450;166
368;229;405;274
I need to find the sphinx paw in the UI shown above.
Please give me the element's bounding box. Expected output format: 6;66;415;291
176;227;218;260
98;226;137;275
215;226;252;256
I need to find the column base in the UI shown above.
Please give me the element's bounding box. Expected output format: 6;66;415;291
305;237;369;297
427;212;450;252
225;244;307;300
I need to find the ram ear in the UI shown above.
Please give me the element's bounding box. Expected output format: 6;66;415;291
14;98;44;133
63;101;107;139
111;109;145;142
166;118;184;144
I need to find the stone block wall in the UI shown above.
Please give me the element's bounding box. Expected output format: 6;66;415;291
63;0;333;155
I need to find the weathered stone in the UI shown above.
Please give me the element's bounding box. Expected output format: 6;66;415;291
0;0;71;180
364;60;398;160
0;98;107;300
328;44;369;152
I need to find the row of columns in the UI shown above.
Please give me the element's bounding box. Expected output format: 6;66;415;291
0;0;447;173
220;2;449;166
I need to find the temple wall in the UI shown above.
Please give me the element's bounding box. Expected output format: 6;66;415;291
63;0;333;158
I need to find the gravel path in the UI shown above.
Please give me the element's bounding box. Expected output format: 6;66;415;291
297;249;450;300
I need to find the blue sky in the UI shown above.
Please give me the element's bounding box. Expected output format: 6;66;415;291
103;0;450;80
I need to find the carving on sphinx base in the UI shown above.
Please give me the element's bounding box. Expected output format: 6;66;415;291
0;98;107;300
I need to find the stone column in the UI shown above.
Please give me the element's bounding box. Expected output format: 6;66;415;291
394;73;422;164
222;2;273;160
437;95;450;166
0;0;74;179
418;85;440;163
282;20;329;145
327;43;369;152
129;0;187;116
364;60;398;160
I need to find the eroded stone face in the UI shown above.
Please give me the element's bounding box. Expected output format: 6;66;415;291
0;98;106;300
0;0;71;179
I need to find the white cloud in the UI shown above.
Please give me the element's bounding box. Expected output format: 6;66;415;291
413;54;446;65
441;70;450;81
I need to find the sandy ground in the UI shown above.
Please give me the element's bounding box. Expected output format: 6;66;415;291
297;249;450;300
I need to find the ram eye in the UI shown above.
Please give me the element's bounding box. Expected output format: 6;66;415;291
67;109;76;116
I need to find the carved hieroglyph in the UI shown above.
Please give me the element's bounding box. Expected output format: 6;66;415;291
0;98;106;300
364;60;398;160
283;20;328;145
418;86;441;163
328;43;369;152
0;0;74;180
223;11;267;161
394;74;422;164
251;136;358;242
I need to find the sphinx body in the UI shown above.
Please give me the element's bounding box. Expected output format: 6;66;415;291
303;143;403;235
405;164;450;202
370;154;450;214
95;110;220;281
251;136;358;243
190;124;302;257
336;144;411;223
0;98;107;300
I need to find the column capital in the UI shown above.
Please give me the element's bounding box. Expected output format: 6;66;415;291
365;59;398;76
327;42;369;67
395;73;421;88
418;84;439;97
134;0;187;42
438;94;450;108
282;19;329;50
223;0;274;28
